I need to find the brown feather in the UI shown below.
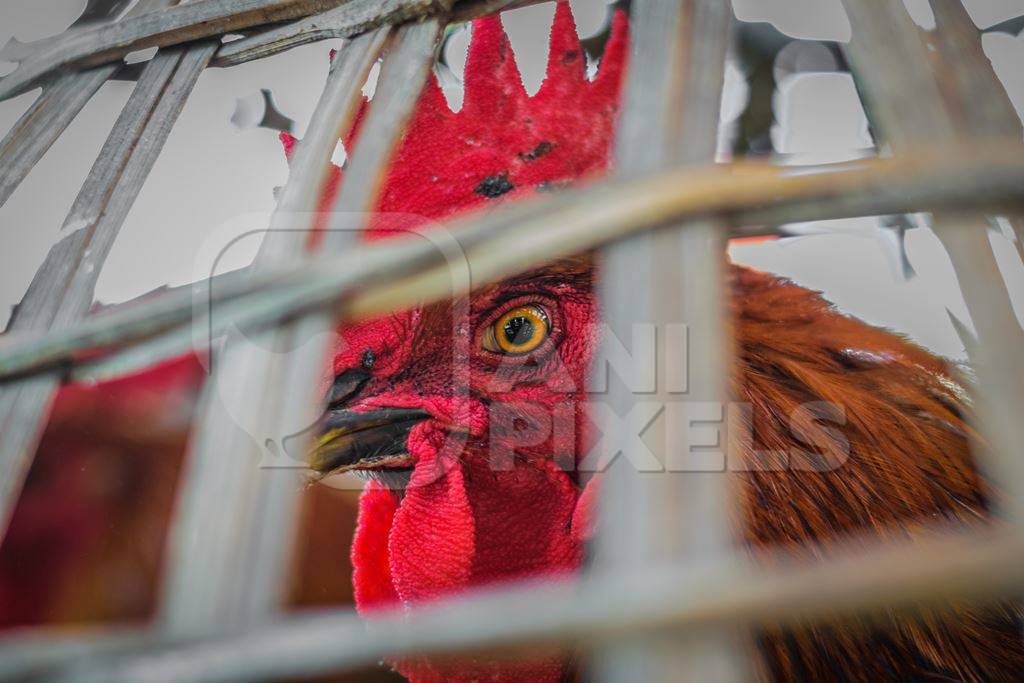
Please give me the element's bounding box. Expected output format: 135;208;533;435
730;264;1023;682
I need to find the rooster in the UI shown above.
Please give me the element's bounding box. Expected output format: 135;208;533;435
5;3;1023;682
299;5;1023;681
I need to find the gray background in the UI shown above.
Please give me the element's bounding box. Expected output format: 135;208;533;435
0;0;1022;360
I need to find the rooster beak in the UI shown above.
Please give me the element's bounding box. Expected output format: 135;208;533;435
310;408;430;476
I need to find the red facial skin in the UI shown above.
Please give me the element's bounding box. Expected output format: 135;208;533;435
333;272;600;683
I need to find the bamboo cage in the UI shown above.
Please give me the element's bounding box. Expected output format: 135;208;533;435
0;0;1022;681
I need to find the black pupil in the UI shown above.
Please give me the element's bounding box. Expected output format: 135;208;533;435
503;316;535;345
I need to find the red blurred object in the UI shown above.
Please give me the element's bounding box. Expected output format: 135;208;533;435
0;356;202;626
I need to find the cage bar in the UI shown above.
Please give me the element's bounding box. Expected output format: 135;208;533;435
0;40;216;539
0;0;181;207
841;0;1024;520
593;0;748;681
3;147;1018;386
41;523;1024;683
158;25;396;634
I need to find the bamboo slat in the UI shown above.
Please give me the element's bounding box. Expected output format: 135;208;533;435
841;0;1024;522
593;1;750;680
1;2;1023;681
928;0;1022;138
0;0;352;101
44;523;1024;683
450;0;545;21
157;26;392;635
319;21;444;245
0;627;150;681
212;0;451;67
0;0;181;208
926;0;1024;321
0;42;216;540
159;17;442;634
0;66;116;207
211;0;551;68
0;147;1021;386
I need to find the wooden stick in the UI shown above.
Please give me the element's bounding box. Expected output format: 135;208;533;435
450;0;547;22
157;26;393;636
212;0;452;67
0;627;149;681
592;1;751;681
0;0;181;207
0;0;350;101
928;0;1022;138
42;524;1024;683
0;41;217;541
0;147;1021;385
841;0;1024;524
0;66;116;207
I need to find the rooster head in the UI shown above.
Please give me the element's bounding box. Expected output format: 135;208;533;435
280;5;626;678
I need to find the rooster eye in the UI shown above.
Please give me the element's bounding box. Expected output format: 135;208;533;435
483;304;550;355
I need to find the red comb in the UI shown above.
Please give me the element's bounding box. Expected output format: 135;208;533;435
281;2;627;239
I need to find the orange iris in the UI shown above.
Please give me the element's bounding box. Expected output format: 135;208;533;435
483;304;550;355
